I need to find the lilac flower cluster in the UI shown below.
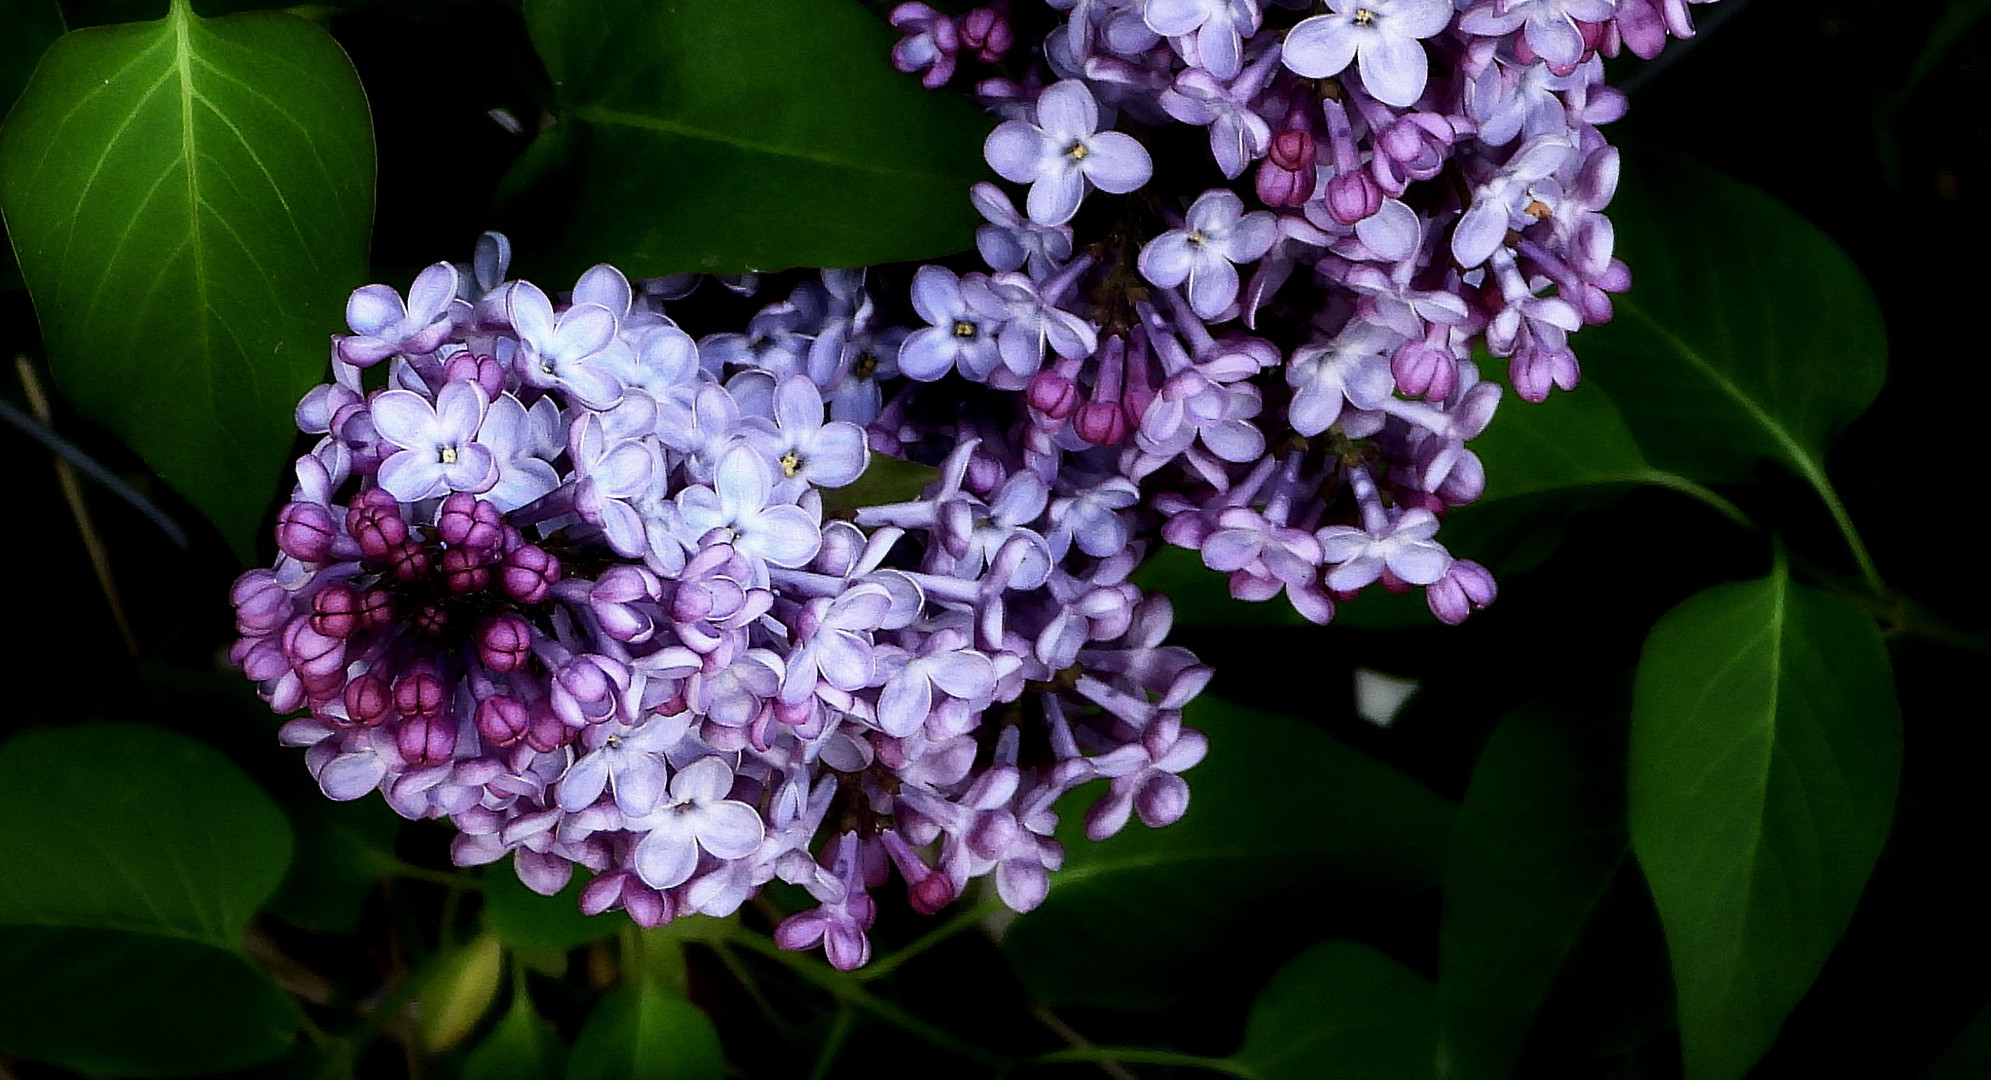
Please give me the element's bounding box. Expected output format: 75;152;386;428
889;0;1716;624
232;239;1209;969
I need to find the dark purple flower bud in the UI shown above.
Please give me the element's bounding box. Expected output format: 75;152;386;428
959;6;1012;63
441;547;491;594
386;539;431;583
414;602;450;636
476;614;534;673
475;694;530;746
525;701;575;752
346;670;394;726
311;584;360;639
347;489;408;560
397;713;457;766
276;502;337;562
1026;370;1080;419
438;493;505;553
1427;559;1497;624
1268;128;1314;172
1074;399;1129;445
358;588;396;632
441;351;506;402
1325;169;1383;226
394;663;446;722
502;544;561;604
1256;159;1314;207
282;617;345;679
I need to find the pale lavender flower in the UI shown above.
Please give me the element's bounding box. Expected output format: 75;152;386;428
1317;507;1452;590
1139;189;1278;319
675;444;823;584
984;79;1153;225
339;262;460;366
629;756;765;890
370;381;499;502
898;266;1005;381
1280;0;1453;108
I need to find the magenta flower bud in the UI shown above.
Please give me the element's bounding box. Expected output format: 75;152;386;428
502;544;560;604
275;502;337;562
394;663;446;722
1427;559;1497;625
1391;339;1458;400
397;714;457;767
438;492;505;552
345;670;394;726
231;572;291;635
310;584;360;639
346;489;407;560
476;614;534;673
525;701;575;752
1268;128;1314;172
1074;399;1129;445
441;351;506;402
1255;160;1314;207
474;694;529;746
414;602;450;636
1325;169;1382;226
959;6;1012;62
441;547;490;594
386;538;430;582
1026;370;1080;419
358;588;396;632
282;617;345;678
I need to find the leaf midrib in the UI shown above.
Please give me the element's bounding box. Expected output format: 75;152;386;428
566;104;969;184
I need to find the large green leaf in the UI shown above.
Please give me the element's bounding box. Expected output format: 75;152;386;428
0;0;374;557
0;926;295;1076
464;991;570;1080
1003;699;1456;1008
1439;706;1630;1080
483;861;619;954
1581;150;1886;486
513;0;988;278
1230;940;1438;1080
1628;570;1901;1080
565;985;725;1080
0;0;65;291
0;722;292;943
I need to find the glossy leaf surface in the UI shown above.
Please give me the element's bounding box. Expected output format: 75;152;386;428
0;0;373;556
1629;571;1901;1080
515;0;988;277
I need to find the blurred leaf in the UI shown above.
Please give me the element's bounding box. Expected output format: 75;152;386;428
1580;150;1886;486
0;0;374;558
264;793;397;932
420;932;505;1053
1923;998;1991;1080
513;0;988;278
1439;706;1629;1080
0;0;64;291
1628;570;1901;1080
821;452;940;517
0;722;292;943
465;990;570;1080
1004;699;1455;1008
483;862;619;954
0;926;295;1076
1230;940;1437;1080
565;985;725;1080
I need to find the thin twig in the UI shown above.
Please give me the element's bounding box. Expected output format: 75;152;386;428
1029;1003;1143;1080
16;355;139;657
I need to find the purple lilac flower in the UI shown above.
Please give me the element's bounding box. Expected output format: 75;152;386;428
1281;0;1453;108
983;79;1153;225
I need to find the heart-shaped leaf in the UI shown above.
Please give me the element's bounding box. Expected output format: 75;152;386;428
1003;699;1455;1008
1629;569;1901;1080
513;0;988;278
1230;940;1437;1080
0;0;374;557
1579;150;1886;488
463;990;570;1080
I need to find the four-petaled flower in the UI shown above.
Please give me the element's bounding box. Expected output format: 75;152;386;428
984;79;1153;226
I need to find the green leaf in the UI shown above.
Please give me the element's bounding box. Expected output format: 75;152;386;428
419;932;506;1053
1580;150;1886;487
1230;940;1438;1080
0;0;374;557
565;985;725;1080
264;793;397;933
514;0;988;277
465;991;570;1080
0;722;293;944
0;926;295;1076
1923;997;1991;1080
1003;699;1455;1008
483;863;620;954
1628;570;1901;1080
1439;706;1629;1080
0;0;64;291
820;452;940;518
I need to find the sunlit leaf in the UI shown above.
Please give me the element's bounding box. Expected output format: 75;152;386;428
512;0;988;277
0;0;374;557
1231;940;1437;1080
1439;706;1629;1080
566;985;725;1080
419;932;505;1053
1629;569;1901;1080
1004;699;1455;1008
0;926;295;1076
0;722;292;944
